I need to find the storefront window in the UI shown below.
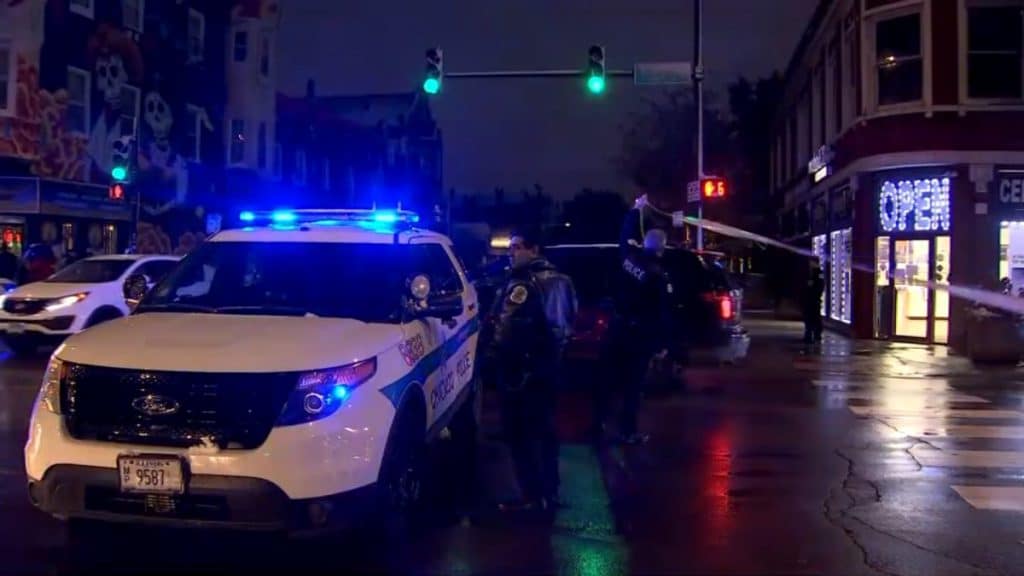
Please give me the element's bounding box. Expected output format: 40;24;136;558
102;224;117;255
1000;221;1024;294
893;239;930;339
934;236;950;344
830;228;852;323
812;234;828;316
61;223;75;254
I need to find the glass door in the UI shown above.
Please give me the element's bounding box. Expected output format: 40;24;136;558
933;236;950;344
875;236;892;338
893;239;931;339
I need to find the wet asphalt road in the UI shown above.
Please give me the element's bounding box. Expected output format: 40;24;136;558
3;319;1024;575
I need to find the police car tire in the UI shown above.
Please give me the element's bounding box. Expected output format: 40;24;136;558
375;405;428;531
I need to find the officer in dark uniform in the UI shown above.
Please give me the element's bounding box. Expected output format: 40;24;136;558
485;228;576;512
594;227;673;445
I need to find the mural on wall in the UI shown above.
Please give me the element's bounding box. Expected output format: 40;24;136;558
86;23;143;181
0;0;45;161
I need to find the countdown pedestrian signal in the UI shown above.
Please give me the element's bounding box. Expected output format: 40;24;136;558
701;176;727;199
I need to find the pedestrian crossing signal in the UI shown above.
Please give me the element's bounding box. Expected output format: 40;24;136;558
701;176;726;199
108;183;125;201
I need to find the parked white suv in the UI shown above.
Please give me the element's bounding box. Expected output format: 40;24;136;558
0;255;179;354
25;210;481;533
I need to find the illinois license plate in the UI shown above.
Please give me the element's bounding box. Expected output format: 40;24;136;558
117;455;185;494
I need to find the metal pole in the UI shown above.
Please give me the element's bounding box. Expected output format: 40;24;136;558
694;0;705;251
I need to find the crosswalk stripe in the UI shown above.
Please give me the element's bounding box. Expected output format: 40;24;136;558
878;422;1024;439
951;486;1024;512
833;391;990;403
849;406;1022;419
909;445;1024;468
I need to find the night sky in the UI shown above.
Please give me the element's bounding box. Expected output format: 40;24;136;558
278;0;818;200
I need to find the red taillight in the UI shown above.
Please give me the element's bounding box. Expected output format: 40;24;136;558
703;291;735;321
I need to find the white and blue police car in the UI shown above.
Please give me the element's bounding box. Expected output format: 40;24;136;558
25;209;481;533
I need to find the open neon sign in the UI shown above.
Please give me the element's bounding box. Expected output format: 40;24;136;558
878;177;951;233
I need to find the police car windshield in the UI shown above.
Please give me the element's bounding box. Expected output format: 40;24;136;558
138;241;410;322
45;259;134;284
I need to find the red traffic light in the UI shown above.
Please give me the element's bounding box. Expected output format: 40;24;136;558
701;177;726;199
109;183;125;200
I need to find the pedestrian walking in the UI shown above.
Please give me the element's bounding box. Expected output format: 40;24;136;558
0;243;18;281
485;228;576;513
593;228;674;445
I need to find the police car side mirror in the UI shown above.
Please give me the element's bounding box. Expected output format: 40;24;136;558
123;273;149;311
419;293;464;324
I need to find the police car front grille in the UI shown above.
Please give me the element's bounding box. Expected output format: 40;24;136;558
61;364;297;449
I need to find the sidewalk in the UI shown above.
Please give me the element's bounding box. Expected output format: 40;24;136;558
744;317;1024;380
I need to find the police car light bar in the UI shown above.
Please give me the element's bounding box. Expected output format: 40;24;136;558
238;209;420;226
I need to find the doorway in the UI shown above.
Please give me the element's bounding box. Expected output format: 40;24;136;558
874;235;950;343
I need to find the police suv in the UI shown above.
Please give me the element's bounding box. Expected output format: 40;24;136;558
25;209;481;532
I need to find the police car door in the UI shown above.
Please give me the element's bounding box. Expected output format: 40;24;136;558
413;241;476;430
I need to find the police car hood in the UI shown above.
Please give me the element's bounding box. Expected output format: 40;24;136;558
57;313;402;372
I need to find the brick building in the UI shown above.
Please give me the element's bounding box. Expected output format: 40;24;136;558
771;0;1024;350
0;0;278;257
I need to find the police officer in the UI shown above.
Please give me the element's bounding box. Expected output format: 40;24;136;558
485;228;576;512
594;228;673;445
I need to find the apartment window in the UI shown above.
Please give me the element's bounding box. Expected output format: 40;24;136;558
229;119;245;165
66;67;90;135
69;0;94;18
187;9;205;63
257;123;267;169
826;40;839;138
967;4;1024;99
796;89;810;167
260;34;271;77
233;31;249;62
0;39;11;115
811;65;824;150
294;150;307;184
875;13;923;105
123;0;144;31
184;105;202;161
119;86;139;139
842;20;857;125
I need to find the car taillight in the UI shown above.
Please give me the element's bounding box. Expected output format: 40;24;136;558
703;291;735;321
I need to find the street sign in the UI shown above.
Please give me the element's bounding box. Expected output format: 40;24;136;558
687;180;700;203
634;61;693;86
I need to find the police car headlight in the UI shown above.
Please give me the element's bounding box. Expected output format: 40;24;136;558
276;358;377;426
44;292;89;312
41;356;66;414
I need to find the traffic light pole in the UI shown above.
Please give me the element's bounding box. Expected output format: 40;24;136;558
694;0;705;251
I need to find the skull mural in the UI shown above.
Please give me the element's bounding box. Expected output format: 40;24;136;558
95;54;127;106
144;92;173;142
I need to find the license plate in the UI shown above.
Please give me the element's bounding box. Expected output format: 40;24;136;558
6;323;25;334
117;455;186;494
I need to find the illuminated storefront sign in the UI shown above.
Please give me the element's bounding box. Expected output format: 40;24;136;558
878;177;951;233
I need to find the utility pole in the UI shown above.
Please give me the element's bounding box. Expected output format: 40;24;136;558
694;0;705;251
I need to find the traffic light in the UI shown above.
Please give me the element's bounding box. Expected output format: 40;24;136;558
423;47;443;95
586;45;606;94
110;136;133;183
108;183;125;201
701;176;727;199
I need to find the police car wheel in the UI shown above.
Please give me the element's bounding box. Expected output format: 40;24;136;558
377;411;427;525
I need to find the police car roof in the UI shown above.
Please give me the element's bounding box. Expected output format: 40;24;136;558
212;222;451;245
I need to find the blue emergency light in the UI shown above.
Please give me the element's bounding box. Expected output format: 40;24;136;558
237;209;420;227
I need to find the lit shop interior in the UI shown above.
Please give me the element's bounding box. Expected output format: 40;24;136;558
873;176;951;344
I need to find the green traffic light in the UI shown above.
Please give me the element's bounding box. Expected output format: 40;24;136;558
111;166;128;181
423;77;441;95
587;75;606;94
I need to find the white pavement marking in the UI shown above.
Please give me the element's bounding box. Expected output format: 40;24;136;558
910;445;1024;468
881;422;1024;439
833;391;990;404
849;406;1022;419
952;486;1024;512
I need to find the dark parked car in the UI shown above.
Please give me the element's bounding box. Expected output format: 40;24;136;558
543;243;750;365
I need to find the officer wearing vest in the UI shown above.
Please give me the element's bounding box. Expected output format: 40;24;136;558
594;225;674;445
485;228;577;512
